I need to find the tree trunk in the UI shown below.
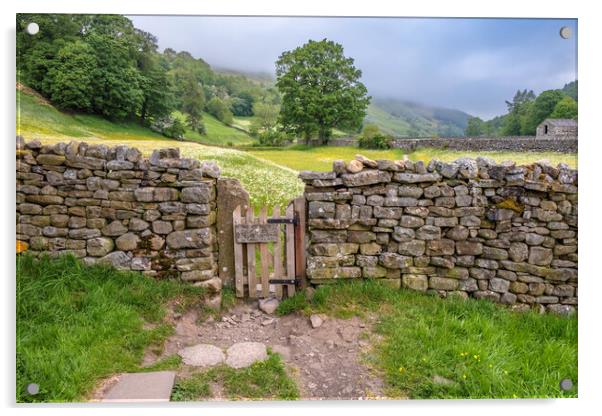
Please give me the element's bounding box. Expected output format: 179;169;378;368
140;98;147;125
303;131;311;146
318;126;329;146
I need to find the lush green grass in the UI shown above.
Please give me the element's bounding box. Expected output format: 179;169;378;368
174;111;253;146
231;116;257;132
171;352;299;401
249;145;577;171
277;281;578;399
18;88;253;147
17;89;168;143
16;254;204;402
140;355;183;373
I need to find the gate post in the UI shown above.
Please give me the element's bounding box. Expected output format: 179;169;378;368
216;178;249;288
293;197;307;290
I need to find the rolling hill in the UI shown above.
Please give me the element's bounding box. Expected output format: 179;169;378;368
365;98;472;137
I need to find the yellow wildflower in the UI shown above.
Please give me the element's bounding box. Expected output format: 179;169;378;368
16;240;29;254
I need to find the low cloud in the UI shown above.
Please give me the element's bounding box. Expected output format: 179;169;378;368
129;16;577;119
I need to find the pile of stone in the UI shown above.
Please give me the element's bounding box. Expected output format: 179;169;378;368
300;154;578;314
16;137;220;285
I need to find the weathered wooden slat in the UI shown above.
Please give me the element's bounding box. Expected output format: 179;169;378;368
235;223;279;243
246;208;257;298
233;205;244;298
259;207;270;298
293;197;307;290
273;206;283;299
285;203;296;296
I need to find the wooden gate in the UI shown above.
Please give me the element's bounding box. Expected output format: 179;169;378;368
232;197;306;299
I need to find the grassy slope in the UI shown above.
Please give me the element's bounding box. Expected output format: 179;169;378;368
17;89;253;146
365;103;415;136
366;100;469;137
174;111;253;146
231;116;257;133
277;280;578;399
16;254;204;402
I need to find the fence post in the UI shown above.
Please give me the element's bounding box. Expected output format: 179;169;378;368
293;196;307;290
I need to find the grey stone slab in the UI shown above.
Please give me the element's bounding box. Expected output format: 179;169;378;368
225;342;268;369
178;343;225;367
101;371;176;403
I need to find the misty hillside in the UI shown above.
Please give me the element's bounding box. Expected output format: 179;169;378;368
211;68;472;138
366;98;472;138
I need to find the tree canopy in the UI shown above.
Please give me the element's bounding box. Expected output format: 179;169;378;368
17;13;280;133
275;39;370;144
550;96;578;120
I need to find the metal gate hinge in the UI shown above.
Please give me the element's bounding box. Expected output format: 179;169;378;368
267;217;298;225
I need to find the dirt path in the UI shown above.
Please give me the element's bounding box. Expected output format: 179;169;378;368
144;301;387;400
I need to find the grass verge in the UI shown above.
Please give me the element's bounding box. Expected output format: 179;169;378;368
16;253;204;402
171;351;299;401
277;280;578;399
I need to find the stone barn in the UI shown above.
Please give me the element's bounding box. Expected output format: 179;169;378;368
536;118;577;139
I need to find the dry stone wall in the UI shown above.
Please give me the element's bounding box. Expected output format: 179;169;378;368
16;137;220;285
389;136;578;153
300;155;578;314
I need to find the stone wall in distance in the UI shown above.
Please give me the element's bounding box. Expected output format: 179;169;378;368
390;136;578;153
300;155;578;314
328;136;578;153
16;138;220;289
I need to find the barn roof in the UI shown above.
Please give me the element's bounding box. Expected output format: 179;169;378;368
540;118;577;127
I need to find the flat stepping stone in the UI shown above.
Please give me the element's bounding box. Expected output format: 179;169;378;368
178;343;225;367
226;342;268;369
101;371;175;403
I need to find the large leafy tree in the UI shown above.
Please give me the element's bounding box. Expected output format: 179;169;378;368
46;40;96;111
206;97;233;125
139;59;174;123
181;75;206;132
465;116;485;136
523;89;565;134
501;89;535;136
86;32;143;119
275;39;370;145
251;102;280;133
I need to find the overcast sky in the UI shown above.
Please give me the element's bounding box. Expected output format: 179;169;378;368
128;16;577;119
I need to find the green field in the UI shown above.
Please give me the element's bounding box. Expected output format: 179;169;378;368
277;280;578;399
249;144;577;172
